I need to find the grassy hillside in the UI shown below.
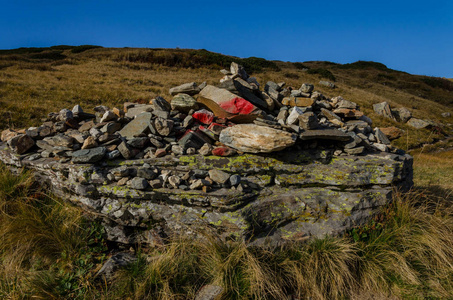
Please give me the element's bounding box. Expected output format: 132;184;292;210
0;46;452;150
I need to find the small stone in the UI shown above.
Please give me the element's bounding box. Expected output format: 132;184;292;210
117;177;129;186
72;105;83;114
183;115;194;128
373;143;388;152
82;136;98;149
171;145;184;155
118;141;134;159
298;112;319;130
287;107;305;125
300;129;351;141
186;147;196;155
89;127;103;139
373;102;396;121
190;179;208;190
379;127;404;140
407;118;431;129
344;146;364;155
212;146;236;157
392;107;412;123
208;169;230;184
155;148;166;157
198;143;213;156
130;177;149;190
300;83;314;93
374;128;391;145
72;147;107;163
79;121;95;132
149;179;163;189
154;118;174;136
100;111;117;123
171;93;199;113
168;175;181;189
152;96;171;112
119;112;153;139
59;109;73;121
1;129;18;142
319;80;336;88
43;135;74;148
192;109;214;125
107;150;121;160
195;285;224;300
229;174;241;186
441;112;451;118
127;137;148;149
112;107;125;118
169;82;199;96
137;168;157;180
337;100;357;109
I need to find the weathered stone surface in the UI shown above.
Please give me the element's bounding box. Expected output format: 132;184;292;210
125;105;154;118
282;97;314;107
43;135;74;147
169;82;199;96
392;107;412;123
380;126;403;140
119;112;152;139
82;136;98;149
154;118;174;136
407;118;431;129
219;124;297;153
195;285;223;300
441;112;451;118
1;129;18;142
72;147;106;163
0;142;413;247
299;129;351;141
171;93;198;113
319;80;335;88
373;102;396;121
298;112;319;130
209;169;230;184
7;134;35;154
96;252;136;281
300;83;314;93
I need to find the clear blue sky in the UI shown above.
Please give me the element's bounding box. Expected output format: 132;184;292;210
1;0;452;77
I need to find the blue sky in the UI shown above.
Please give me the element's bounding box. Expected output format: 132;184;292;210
1;0;452;77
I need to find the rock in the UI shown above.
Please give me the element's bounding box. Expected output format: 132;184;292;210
300;83;314;93
373;102;396;121
319;81;335;88
199;85;258;115
127;137;149;149
169;82;199;96
107;150;121;160
300;129;351;141
101;122;122;134
276;109;289;125
195;285;223;300
333;108;363;119
137;168;157;180
43;135;74;148
59;109;73;121
407;118;431;129
232;79;269;110
125;105;154;118
118;142;134;159
373;143;388;152
282;97;314;107
441;112;451;118
374;128;391;145
199;143;213;156
82;136;98;149
337;100;357;109
287;107;305;125
229;174;241;186
344;146;364;155
192;109;214;125
209;169;230;184
100;111;117;123
219;124;297;153
7;134;35;154
154;149;166;157
152;96;172;112
186;147;196;155
298;112;319;130
171;93;198;113
265;81;281;92
72;105;83;114
183;115;194;128
190;179;210;190
119;112;153;139
230;62;248;79
112;107;125;118
130;177;149;190
1;129;18;142
179;131;209;150
392;107;412;123
168;175;181;189
379;127;403;140
212;146;236;157
149;179;163;189
72;147;106;163
154;118;174;136
320;108;342;122
96;252;136;281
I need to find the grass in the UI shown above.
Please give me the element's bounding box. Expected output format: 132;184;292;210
1;163;452;299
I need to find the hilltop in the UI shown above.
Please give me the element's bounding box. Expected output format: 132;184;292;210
0;45;452;152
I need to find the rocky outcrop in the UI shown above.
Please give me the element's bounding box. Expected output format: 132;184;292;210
0;142;413;247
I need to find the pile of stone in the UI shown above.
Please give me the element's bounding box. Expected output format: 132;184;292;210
2;62;401;164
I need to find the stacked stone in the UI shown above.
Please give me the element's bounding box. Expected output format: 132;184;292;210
1;62;403;166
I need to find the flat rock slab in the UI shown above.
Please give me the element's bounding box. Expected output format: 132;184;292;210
299;129;351;141
72;147;107;163
118;112;152;139
219;124;297;153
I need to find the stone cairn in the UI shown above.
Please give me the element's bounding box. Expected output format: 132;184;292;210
0;62;413;246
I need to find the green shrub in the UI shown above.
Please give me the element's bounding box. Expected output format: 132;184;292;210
71;45;103;54
306;68;336;81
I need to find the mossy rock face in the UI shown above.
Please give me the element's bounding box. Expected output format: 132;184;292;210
0;143;413;246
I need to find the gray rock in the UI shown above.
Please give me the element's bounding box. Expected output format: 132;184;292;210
373;102;396;121
43;135;74;148
100;111;117;123
195;285;223;300
72;105;84;114
441;112;451;118
107;150;121;160
118;142;134;159
152;96;171;112
407;118;431;129
171;93;198;113
137;168;157;180
149;179;163;189
154;118;174;136
286;107;305;125
265;81;281;92
183;115;194;128
229;174;241;186
374;128;391;145
125;105;154;118
169;82;200;96
230;62;248;79
337;99;357;109
130;177;149;190
298;112;319;130
199;143;213;156
209;169;230;184
373;143;388;152
7;134;35;154
119;112;153;139
392;107;412;123
300;83;314;93
299;129;351;141
127;137;148;149
168;175;181;189
219;124;297;153
319;81;335;88
72;147;106;163
59;109;73;121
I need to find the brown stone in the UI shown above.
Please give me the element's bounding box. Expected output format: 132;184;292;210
112;107;125;118
1;129;18;142
281;96;314;107
332;108;364;119
7;134;35;154
380;126;404;140
82;136;98;149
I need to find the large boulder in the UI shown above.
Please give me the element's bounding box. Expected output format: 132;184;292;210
219;124;297;153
